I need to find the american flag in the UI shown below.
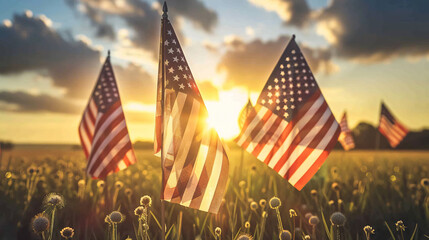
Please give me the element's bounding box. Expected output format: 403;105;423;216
79;55;136;179
235;36;340;191
378;102;408;148
338;112;355;151
154;17;229;213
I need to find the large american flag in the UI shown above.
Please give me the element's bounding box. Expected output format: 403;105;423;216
154;18;229;213
379;103;408;148
338;112;355;151
79;55;136;179
235;36;340;191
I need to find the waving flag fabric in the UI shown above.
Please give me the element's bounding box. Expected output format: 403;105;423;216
154;16;229;213
378;102;408;148
79;55;136;179
235;36;340;191
338;112;355;151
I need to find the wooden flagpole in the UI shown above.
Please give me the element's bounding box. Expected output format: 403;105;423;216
160;2;168;240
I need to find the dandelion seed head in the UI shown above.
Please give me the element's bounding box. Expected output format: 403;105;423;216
363;225;375;234
289;209;297;218
97;180;105;188
245;221;250;229
60;227;74;239
420;178;429;187
269;197;281;209
5;172;12;178
140;195;152;207
109;211;124;223
259;199;267;208
115;181;124;189
395;220;405;231
78;179;85;187
331;182;341;192
304;235;311;240
215;227;221;236
237;234;253;240
134;206;144;216
44;193;64;208
32;213;50;233
330;212;346;226
305;213;313;220
309;216;320;226
279;230;292;240
239;180;246;188
250;201;258;211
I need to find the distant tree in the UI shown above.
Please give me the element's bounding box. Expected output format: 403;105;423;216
0;141;14;150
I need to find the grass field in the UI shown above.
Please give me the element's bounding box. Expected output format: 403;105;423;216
1;147;428;240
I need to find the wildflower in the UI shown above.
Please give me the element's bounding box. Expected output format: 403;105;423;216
114;181;124;189
140;195;152;207
328;200;335;206
215;227;222;236
309;216;320;226
60;227;74;239
310;189;317;197
5;172;12;178
420;178;429;188
134;206;144;216
237;234;253;240
239;180;246;188
304;235;311;240
245;221;250;229
259;199;267;208
44;193;65;208
250;201;258;211
109;211;125;223
395;220;405;231
279;230;292;240
32;213;50;234
125;236;132;240
330;212;346;226
269;197;281;209
289;209;297;218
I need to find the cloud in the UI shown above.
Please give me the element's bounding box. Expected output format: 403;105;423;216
197;81;219;101
66;0;218;58
317;0;429;62
248;0;310;27
202;40;219;54
0;91;81;114
218;35;336;91
0;12;156;106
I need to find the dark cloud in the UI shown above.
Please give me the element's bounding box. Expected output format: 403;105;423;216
248;0;310;27
0;91;81;114
66;0;217;58
198;81;219;101
0;12;156;107
218;35;336;91
317;0;429;62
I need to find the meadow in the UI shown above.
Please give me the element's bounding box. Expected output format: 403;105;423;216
0;147;428;240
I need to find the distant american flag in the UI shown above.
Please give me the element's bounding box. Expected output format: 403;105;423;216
338;112;355;151
379;103;408;148
236;36;340;190
154;18;229;213
79;55;136;179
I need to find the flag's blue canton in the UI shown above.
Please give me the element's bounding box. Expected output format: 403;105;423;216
93;59;119;112
163;20;201;100
257;39;318;122
381;103;395;124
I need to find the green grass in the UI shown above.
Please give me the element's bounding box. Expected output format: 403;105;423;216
0;148;428;239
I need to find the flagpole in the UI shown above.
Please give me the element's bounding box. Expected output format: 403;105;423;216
160;3;168;240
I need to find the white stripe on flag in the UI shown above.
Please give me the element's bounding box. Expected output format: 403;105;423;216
236;107;268;146
246;113;278;153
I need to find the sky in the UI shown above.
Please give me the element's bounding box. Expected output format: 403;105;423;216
0;0;429;144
